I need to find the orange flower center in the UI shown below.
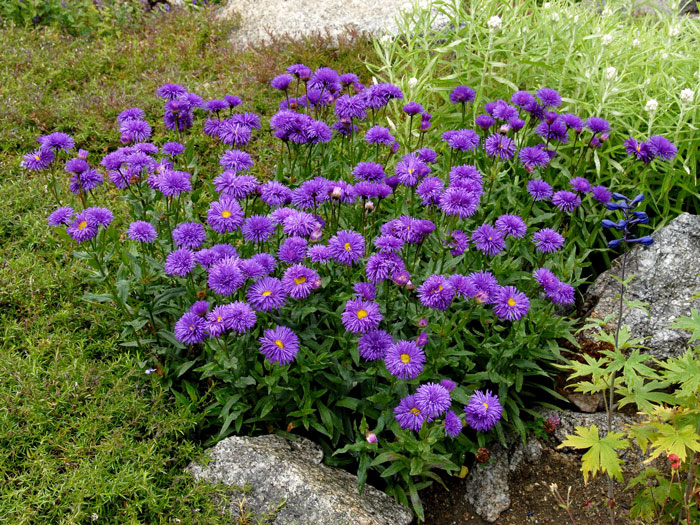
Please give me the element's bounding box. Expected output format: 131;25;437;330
294;276;306;285
400;353;411;364
78;220;88;230
275;339;285;349
262;290;272;297
357;309;368;319
221;210;231;218
507;298;516;307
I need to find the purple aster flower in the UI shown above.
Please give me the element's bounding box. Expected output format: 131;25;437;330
282;210;319;237
527;179;553;201
239;259;266;280
439;187;480;219
374;235;404;254
221;301;256;334
210;243;238;261
218;121;252;146
65;158;89;174
203;99;228;113
309;66;340;91
335;94;367;120
69;169;103;194
533;268;559;292
420;112;432;131
585;117;610;134
441;379;457;392
205;306;228;338
416;177;444;206
449;85;476;103
278;237;308;264
536;88;561;108
358;329;393;361
549;282;575;305
471;224;506;256
415;382;451;418
533;228;565;253
203;118;224;138
395;153;430;187
259;326;300;365
174;312;207;345
552;190;581;212
172;222;206;249
464;390;503;432
259;181;292;207
394;395;426;431
493;286;530;321
536;119;569;143
467;270;500;304
561;113;583;132
23;148;55;170
291;177;331;209
416;148;437;163
444;410;462;438
128;221;157;242
66;211;98;243
445;230;469;256
508;117;526;132
353;282;376;301
224;94;242;108
159;170;192;197
339;72;359;85
271;74;294;90
117;107;145;123
403;101;424;116
442;129;480;151
519;147;550;171
282;264;319;300
511;91;535;108
385;340;425;380
164;248;196;277
491;100;519;121
208;257;245;296
37;132;74;152
449;164;482;186
207;196;244;234
341;298;382;334
484;133;516;160
219;149;253;172
287;63;313;79
157;83;186;100
132;143;158;155
624;137;652;162
417;275;455;311
242;215;275;243
328;230;365;266
250;252;276;274
475;114;495;130
364;126;395;146
48;206;74;227
647;135;677;161
189;301;210;316
352;162;385;182
591;185;612;204
417;330;430;344
569;177;592;194
162;141;185;157
307;244;333;264
392;270;411;286
365;253;405;283
447;272;472;298
495;214;527;239
120;120;151;142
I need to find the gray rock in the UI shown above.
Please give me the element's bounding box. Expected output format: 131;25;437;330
509;438;544;473
186;434;413;525
564;391;606;413
464;445;510;522
580;213;700;361
217;0;449;46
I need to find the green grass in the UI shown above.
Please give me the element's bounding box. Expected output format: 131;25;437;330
0;8;375;522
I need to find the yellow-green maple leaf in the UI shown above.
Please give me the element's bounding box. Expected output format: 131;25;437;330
559;425;630;483
647;423;700;462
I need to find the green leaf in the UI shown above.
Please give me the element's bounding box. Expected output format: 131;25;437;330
558;425;630;482
647;423;700;462
669;308;700;343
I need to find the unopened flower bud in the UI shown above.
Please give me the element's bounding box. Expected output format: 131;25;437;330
599;133;609;142
331;186;343;199
364;201;374;212
78;149;89;160
405;280;415;291
417;318;428;328
309;229;323;242
120;133;132;144
416;332;429;346
499;124;510;134
366;432;378;444
476;447;491;463
311;279;322;289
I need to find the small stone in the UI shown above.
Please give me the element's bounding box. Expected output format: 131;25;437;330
465;445;510;522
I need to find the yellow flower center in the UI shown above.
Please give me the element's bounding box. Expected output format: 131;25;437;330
344;242;352;251
487;236;492;241
78;220;88;230
221;210;231;218
482;402;489;409
410;407;421;416
189;325;195;331
408;168;415;174
636;145;641;152
294;276;306;285
357;309;368;319
507;298;516;307
34;155;41;161
400;353;411;364
216;316;222;322
262;290;272;297
275;339;285;349
438;285;443;291
498;143;503;149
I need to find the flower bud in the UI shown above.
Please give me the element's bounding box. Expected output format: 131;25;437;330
364;201;374;212
416;332;429;346
601;219;617;229
405;280;416;291
608;238;623;249
311;279;322;289
331;186;343;199
476;447;491;463
309;229;322;242
120;133;132;144
417;318;428;328
630;193;645;206
612;192;628;201
78;149;89;160
366;432;378;444
499;124;511;134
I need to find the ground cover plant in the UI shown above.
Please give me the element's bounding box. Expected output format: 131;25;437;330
1;6;376;522
25;33;682;515
370;0;699;234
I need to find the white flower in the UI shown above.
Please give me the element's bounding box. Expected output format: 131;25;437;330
380;34;393;44
645;99;659;113
543;2;552;8
407;77;418;89
601;33;613;45
487;15;502;33
604;66;617;81
91;514;98;522
661;52;669;59
680;88;695;104
549;12;560;22
669;24;680;37
632;38;641;47
573;14;579;23
602;7;613;16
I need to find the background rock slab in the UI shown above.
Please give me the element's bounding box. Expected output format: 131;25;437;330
186;434;413;525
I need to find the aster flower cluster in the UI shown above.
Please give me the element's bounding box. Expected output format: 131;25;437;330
32;63;680;497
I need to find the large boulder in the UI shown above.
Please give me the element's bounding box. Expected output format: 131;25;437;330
580;213;700;361
186;434;413;525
